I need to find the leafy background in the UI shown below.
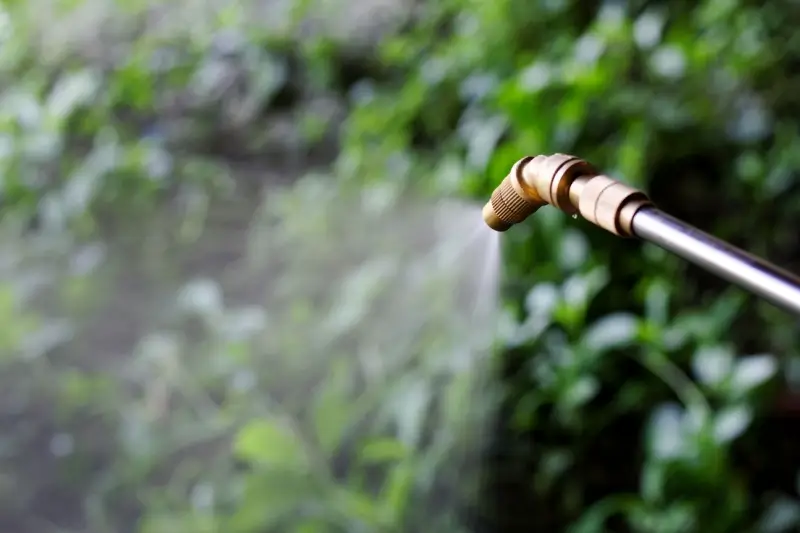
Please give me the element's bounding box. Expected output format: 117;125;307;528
1;0;800;532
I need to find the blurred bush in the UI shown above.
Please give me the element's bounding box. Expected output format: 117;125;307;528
1;0;799;532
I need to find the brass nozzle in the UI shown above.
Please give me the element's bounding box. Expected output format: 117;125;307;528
481;156;544;232
482;153;651;237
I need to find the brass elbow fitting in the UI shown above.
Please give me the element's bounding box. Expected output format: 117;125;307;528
482;153;651;237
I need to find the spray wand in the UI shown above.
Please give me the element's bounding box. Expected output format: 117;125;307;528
481;153;800;315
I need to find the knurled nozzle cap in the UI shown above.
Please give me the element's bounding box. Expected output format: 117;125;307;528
482;201;513;231
482;174;541;232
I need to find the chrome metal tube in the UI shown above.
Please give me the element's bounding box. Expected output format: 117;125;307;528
631;206;800;314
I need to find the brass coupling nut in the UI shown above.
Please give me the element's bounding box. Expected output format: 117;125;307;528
482;153;652;237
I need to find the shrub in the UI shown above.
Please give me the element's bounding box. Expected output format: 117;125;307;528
0;0;799;532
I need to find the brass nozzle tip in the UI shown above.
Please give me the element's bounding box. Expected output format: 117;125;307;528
482;173;541;232
482;201;513;232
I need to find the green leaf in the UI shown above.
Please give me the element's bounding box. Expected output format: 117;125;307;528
562;375;600;408
524;282;559;317
139;512;220;533
228;473;316;531
658;503;696;533
379;460;414;524
233;419;307;469
46;69;100;120
290;520;329;533
332;486;386;528
312;359;351;454
759;497;800;533
691;345;734;389
569;496;638;533
581;312;639;352
360;438;408;465
712;405;752;444
647;403;687;460
641;462;666;504
561;267;609;312
731;354;777;392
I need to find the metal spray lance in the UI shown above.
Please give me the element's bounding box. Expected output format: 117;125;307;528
481;153;800;315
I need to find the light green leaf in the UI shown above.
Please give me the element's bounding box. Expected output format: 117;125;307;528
139;513;220;533
648;403;687;460
731;354;778;391
229;473;315;531
379;460;414;524
563;376;599;408
561;267;609;310
291;520;329;533
525;282;560;317
312;360;351;454
641;462;665;504
332;487;381;527
691;345;734;388
233;419;307;469
47;69;100;119
360;438;408;465
713;405;752;443
582;312;639;352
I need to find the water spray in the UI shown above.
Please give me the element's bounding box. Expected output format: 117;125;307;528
482;153;800;315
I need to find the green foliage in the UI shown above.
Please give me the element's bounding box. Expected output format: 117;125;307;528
339;0;800;530
0;0;799;532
